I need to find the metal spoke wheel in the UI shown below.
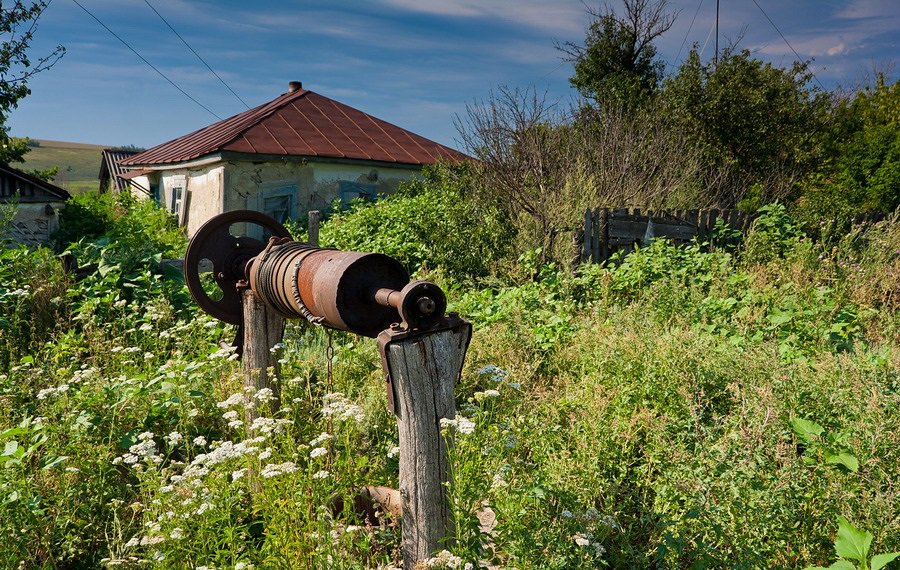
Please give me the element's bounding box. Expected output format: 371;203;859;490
183;210;291;325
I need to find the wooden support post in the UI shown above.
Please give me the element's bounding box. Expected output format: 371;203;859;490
582;209;592;263
307;210;322;247
591;208;601;263
599;208;609;262
380;321;472;570
241;289;284;418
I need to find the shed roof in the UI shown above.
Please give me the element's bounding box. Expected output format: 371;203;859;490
99;148;141;192
0;164;71;203
121;88;468;167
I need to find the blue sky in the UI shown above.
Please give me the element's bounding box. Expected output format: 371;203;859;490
8;0;899;150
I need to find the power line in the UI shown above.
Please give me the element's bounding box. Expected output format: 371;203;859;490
70;0;223;120
699;12;717;60
142;0;250;110
673;0;704;68
748;0;827;91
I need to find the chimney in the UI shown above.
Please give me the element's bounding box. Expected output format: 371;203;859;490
288;81;303;93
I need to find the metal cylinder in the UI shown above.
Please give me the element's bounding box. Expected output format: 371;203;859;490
248;242;413;337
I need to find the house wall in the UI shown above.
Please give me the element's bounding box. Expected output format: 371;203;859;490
128;175;153;201
6;202;65;245
224;160;417;215
149;159;419;237
156;166;226;236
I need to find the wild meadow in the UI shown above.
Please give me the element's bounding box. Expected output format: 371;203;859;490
1;179;898;569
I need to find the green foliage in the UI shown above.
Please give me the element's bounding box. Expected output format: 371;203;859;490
562;0;673;107
743;202;803;263
663;47;830;204
791;418;859;472
54;192;184;258
1;184;899;567
53;191;117;246
320;163;512;283
806;517;900;570
0;1;64;166
796;75;900;225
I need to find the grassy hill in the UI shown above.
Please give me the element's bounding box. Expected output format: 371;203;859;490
18;139;107;195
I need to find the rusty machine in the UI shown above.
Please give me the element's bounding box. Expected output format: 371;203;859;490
183;210;468;413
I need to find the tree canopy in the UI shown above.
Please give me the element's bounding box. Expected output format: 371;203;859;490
558;0;674;106
0;1;64;166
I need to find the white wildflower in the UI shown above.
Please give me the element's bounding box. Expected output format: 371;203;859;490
309;432;332;447
254;388;274;402
312;470;330;480
423;550;463;568
456;416;475;435
216;393;245;409
310;447;327;459
258;448;272;461
231;469;247;482
192;436;207;447
321;393;364;423
165;432;183;445
574;532;593;547
387;446;400;459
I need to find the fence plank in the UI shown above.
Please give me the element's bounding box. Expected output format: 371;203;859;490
582;209;592;263
599;208;609;262
686;209;699;232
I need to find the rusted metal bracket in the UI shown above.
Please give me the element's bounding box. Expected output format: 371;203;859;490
377;313;472;416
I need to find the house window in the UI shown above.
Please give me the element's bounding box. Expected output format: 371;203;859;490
258;184;297;223
170;186;183;214
339;181;377;206
150;183;160;206
264;193;293;223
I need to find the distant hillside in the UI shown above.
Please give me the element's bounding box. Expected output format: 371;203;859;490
18;139;107;195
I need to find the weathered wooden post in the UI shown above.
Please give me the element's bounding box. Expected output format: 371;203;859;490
241;289;284;417
307;209;321;247
379;318;471;568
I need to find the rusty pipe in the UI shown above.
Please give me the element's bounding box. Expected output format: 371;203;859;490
247;241;446;337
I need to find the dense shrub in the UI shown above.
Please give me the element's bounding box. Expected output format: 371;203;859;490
319;163;512;283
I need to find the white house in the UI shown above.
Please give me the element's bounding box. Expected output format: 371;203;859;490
120;82;467;236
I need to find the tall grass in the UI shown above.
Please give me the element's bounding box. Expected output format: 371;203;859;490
0;197;897;568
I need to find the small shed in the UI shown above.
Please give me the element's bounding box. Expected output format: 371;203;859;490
0;164;71;245
99;148;150;197
120;82;469;236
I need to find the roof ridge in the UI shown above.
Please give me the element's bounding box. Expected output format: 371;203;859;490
213;88;309;150
121;87;470;167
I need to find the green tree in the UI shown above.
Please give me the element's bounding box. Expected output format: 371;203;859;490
558;0;675;107
663;46;830;207
797;74;899;221
0;1;64;165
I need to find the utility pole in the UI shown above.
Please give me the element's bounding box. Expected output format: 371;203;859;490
715;0;720;65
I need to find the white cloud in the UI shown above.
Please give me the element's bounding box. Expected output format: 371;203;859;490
376;0;586;36
835;0;900;20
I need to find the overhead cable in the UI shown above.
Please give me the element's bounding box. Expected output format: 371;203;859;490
143;0;251;110
749;0;828;91
70;0;223;119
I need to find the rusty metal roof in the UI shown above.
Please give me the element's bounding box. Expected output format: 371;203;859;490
100;148;142;192
121;88;468;167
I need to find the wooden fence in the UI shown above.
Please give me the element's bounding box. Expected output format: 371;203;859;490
579;207;756;264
